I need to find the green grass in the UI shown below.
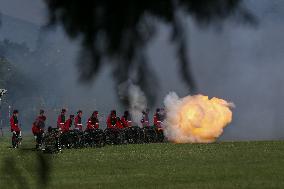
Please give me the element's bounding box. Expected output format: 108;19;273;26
0;137;284;189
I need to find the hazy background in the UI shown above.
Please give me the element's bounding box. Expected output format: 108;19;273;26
0;0;284;140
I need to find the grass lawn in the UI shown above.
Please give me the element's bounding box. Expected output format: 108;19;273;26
0;136;284;189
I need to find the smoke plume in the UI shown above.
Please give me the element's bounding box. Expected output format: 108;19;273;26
118;81;147;126
128;84;147;126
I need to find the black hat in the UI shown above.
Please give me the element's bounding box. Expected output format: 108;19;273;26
13;109;18;114
61;109;66;113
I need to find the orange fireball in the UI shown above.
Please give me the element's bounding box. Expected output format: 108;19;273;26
164;93;233;143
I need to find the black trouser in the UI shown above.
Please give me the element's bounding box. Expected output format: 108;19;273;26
12;131;20;148
35;132;43;148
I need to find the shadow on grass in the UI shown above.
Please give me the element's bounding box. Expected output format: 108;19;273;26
1;147;51;189
2;157;30;189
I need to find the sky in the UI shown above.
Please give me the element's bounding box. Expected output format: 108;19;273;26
0;0;46;24
1;0;284;140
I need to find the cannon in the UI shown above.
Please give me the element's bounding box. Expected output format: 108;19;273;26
42;127;62;153
142;126;158;143
83;129;106;147
123;126;143;144
60;130;80;149
104;128;124;145
155;128;165;143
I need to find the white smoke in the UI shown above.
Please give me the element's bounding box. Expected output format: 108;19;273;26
118;81;147;126
163;92;183;141
129;84;147;126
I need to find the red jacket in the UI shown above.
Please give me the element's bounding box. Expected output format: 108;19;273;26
116;120;124;129
10;116;20;132
63;118;73;132
153;113;162;128
86;117;99;130
36;115;46;129
57;114;65;128
37;115;46;122
32;122;41;135
74;115;83;130
121;116;132;127
107;116;117;129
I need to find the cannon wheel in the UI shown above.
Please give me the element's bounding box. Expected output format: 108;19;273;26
143;127;158;143
42;128;62;153
104;128;123;145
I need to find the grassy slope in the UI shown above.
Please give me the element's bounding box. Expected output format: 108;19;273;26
0;137;284;189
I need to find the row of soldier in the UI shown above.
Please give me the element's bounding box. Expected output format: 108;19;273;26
55;108;165;131
9;108;166;148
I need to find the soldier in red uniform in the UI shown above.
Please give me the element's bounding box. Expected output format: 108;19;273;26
153;108;162;129
57;109;66;130
74;110;83;131
32;121;40;136
10;110;21;148
107;110;118;129
86;111;99;130
36;109;46;130
32;121;44;149
141;109;150;127
121;111;132;127
64;115;74;132
30;109;46;149
116;117;124;129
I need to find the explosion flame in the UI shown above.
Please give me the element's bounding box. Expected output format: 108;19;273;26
164;92;234;143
